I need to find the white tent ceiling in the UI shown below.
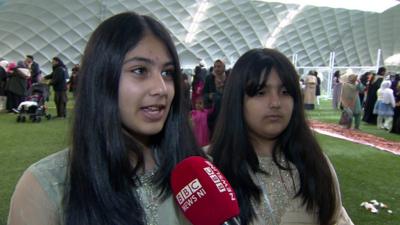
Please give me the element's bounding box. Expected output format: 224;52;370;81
0;0;399;73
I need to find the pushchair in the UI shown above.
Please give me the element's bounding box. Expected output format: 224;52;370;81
15;83;52;122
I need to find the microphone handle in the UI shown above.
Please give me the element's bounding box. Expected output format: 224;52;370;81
222;217;241;225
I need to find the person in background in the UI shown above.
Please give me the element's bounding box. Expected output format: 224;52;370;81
5;60;30;112
314;71;321;106
25;55;41;84
299;78;306;98
303;70;317;110
331;70;342;110
190;97;213;147
210;48;353;225
373;80;396;131
67;64;79;97
390;74;400;134
203;59;226;136
181;72;191;109
191;65;205;109
363;67;386;124
8;11;204;225
340;74;363;129
358;71;372;107
0;60;8;96
197;63;208;81
46;57;68;118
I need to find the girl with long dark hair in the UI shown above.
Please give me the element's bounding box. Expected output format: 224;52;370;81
209;48;353;225
8;11;204;225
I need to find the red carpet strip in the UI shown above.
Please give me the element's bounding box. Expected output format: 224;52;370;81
309;120;400;156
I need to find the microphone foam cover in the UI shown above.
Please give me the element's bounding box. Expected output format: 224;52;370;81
171;156;239;225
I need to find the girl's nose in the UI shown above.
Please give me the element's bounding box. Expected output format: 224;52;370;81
268;92;281;108
149;72;167;96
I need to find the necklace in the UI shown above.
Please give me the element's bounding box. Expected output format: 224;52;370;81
252;155;295;225
255;172;278;225
135;170;160;225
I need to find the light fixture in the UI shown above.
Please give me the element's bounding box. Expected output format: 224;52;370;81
265;5;304;47
254;0;399;13
185;0;209;43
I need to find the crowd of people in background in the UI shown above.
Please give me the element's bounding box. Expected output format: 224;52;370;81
186;64;399;148
184;63;400;149
328;66;400;134
0;56;80;118
1;53;400;140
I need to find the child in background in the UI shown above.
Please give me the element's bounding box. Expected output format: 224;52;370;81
373;80;396;131
13;89;43;113
191;97;213;147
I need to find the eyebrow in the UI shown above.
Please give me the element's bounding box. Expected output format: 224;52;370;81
123;56;174;68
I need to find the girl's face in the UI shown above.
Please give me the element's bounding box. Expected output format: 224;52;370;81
244;68;293;143
195;99;204;110
118;34;175;142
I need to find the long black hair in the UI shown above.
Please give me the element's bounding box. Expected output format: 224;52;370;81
65;11;204;225
210;48;337;225
191;65;204;91
377;66;386;76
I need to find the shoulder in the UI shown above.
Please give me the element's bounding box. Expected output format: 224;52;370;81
29;149;69;177
28;149;69;203
8;150;69;224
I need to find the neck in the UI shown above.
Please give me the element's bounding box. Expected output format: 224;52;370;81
250;137;276;157
129;146;156;174
142;147;156;172
124;129;157;173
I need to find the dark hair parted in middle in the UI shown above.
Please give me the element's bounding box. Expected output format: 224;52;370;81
210;48;337;225
66;11;203;225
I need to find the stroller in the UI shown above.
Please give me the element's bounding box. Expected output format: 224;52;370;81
15;83;52;122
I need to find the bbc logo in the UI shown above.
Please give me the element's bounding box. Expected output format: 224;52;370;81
176;179;202;205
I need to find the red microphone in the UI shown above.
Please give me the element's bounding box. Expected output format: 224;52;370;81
171;156;240;225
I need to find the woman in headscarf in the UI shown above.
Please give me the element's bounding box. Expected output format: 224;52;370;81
5;60;30;112
340;74;363;129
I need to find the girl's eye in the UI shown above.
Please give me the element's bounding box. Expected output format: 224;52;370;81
131;67;146;75
161;69;175;79
281;88;290;95
256;90;265;96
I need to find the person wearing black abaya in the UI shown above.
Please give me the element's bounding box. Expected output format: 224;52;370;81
362;67;386;124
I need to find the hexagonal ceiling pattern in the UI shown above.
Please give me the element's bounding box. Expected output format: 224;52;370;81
0;0;399;74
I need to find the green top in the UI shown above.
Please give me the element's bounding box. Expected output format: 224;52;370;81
9;149;191;225
249;155;354;225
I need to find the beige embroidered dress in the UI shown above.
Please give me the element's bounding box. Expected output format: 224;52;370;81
8;150;191;225
250;155;354;225
303;75;317;106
